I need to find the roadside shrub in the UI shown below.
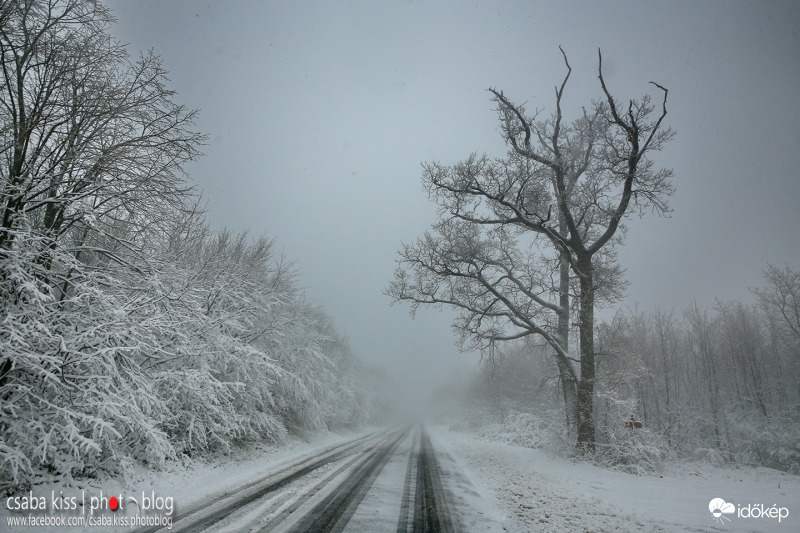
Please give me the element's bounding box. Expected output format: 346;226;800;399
726;408;800;474
477;408;567;454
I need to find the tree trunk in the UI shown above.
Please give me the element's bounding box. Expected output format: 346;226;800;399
557;244;579;432
576;254;596;451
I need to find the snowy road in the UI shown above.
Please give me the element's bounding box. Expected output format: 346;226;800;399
141;427;498;533
7;424;793;532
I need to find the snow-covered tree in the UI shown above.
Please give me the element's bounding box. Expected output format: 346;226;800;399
593;276;800;473
0;0;391;492
388;48;674;451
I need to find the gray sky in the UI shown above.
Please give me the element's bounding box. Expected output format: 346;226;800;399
106;0;800;407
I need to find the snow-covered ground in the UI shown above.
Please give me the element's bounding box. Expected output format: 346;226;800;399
434;426;800;533
4;425;798;532
1;428;375;532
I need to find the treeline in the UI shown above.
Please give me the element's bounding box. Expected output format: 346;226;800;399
0;0;391;493
594;266;800;472
443;265;800;474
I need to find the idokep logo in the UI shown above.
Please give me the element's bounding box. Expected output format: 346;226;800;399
709;497;789;526
709;498;735;525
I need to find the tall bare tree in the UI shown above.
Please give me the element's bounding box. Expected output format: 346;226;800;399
0;0;204;388
0;0;203;255
388;49;674;450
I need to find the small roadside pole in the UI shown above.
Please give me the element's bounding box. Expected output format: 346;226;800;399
625;415;643;429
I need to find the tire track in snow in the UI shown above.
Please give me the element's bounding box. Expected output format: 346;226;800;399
412;427;454;533
260;429;403;532
139;429;392;533
396;429;419;533
285;428;407;533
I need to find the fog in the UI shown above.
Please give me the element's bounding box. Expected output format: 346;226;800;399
2;2;800;527
105;0;800;411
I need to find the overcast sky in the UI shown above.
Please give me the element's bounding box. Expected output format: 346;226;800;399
106;0;800;407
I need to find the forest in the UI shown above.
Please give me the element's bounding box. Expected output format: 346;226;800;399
0;0;391;494
388;44;800;473
435;266;800;475
3;0;798;503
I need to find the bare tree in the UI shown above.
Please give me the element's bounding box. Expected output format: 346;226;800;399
0;0;204;390
754;263;800;342
598;292;800;471
0;0;203;256
388;48;674;451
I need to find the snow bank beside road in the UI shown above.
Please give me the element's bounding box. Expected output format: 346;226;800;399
436;428;800;533
0;428;374;533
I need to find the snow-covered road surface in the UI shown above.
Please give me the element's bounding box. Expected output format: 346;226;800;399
5;424;796;532
138;426;501;532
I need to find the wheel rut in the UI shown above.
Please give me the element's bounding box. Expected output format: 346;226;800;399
285;429;406;533
137;426;461;533
409;427;454;533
